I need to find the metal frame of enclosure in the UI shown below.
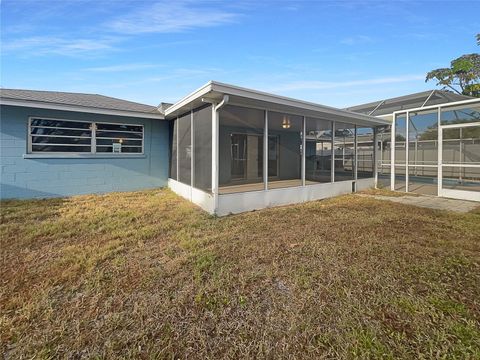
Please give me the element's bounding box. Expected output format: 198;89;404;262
165;81;389;215
377;98;480;201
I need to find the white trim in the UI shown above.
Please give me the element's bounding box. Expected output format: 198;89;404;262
440;121;480;129
405;111;409;192
331;121;335;183
302;116;306;187
441;163;480;168
437;107;443;196
264;110;268;190
390;116;395;191
1;99;164;119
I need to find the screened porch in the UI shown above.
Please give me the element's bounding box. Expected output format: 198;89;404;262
165;81;389;215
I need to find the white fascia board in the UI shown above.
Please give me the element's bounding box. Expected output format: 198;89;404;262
0;99;165;120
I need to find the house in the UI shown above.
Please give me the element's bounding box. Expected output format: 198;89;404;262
1;82;479;214
0;89;168;199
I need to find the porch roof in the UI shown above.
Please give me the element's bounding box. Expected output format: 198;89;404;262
164;81;390;127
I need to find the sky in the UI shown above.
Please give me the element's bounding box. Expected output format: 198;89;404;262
1;0;479;108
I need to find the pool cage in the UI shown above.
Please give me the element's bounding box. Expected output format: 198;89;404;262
376;98;480;201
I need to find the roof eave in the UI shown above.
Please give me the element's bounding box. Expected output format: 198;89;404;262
165;81;389;126
0;98;165;120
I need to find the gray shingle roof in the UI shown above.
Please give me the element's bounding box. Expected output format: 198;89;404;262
345;90;474;116
0;88;161;115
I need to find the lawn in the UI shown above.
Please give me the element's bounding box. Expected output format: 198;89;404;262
1;189;480;359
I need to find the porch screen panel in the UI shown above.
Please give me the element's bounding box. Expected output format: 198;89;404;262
356;127;374;178
377;125;391;188
394;114;406;164
169;120;177;180
177;112;191;185
441;104;480;125
268;112;303;189
218;105;264;193
334;123;355;181
407;109;438;195
305;117;332;183
193;105;212;192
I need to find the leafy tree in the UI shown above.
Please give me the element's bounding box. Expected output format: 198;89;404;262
426;35;480;97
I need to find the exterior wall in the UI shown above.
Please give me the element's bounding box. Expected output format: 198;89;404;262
216;179;374;216
0;105;169;199
168;177;374;216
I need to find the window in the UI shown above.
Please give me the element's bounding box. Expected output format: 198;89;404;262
28;118;144;154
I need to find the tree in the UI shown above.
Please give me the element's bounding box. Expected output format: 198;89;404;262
426;35;480;97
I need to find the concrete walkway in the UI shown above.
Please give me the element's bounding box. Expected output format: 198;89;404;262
358;194;479;213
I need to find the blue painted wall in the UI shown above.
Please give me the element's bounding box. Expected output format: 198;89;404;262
0;105;169;199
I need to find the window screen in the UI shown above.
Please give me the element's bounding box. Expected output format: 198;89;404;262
169;119;178;180
29;118;92;153
177;112;192;185
95;123;143;153
193;105;212;192
29;118;144;154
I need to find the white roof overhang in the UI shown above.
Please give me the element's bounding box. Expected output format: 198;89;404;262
165;81;390;127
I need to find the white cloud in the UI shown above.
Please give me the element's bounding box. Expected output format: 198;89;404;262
83;63;162;72
340;35;374;45
267;74;425;92
105;1;238;34
1;36;120;57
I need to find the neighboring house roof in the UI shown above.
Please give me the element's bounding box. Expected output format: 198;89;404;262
345;90;475;116
165;80;389;126
0;88;164;119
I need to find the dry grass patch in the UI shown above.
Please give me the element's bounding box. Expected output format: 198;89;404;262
1;189;480;359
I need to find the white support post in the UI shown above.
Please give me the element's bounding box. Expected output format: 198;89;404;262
212;106;219;212
405;111;409;193
354;125;358;182
190;110;194;190
331;121;335;183
91;122;97;154
390;115;396;191
373;127;378;188
264;110;268;190
302;116;306;187
176;116;179;180
437;107;442;197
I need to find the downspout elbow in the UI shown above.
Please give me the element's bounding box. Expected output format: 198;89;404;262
214;95;229;111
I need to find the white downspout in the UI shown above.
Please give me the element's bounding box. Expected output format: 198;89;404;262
203;95;229;215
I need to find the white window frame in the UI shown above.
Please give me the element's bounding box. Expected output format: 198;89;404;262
28;116;145;155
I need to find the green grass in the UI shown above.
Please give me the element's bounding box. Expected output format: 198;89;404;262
1;189;480;359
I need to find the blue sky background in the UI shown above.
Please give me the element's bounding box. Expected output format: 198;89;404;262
1;0;479;107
